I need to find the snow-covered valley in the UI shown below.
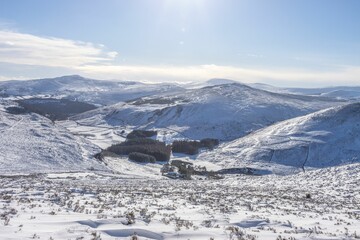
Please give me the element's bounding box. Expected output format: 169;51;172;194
0;75;359;239
70;82;344;141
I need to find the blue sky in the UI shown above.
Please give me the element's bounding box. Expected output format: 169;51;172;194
0;0;359;86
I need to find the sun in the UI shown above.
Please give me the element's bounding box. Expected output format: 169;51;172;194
163;0;206;10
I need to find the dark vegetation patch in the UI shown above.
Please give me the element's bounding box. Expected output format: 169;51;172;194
200;138;220;149
94;150;119;163
17;98;97;121
161;161;265;180
172;138;219;155
172;140;201;155
129;97;189;106
128;152;156;163
0;92;9;97
126;130;157;139
5;106;28;115
216;168;260;175
106;138;171;162
161;160;223;180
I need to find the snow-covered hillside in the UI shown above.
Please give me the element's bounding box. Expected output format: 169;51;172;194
198;102;360;174
0;100;108;174
285;86;360;100
0;75;184;105
249;83;360;100
72;83;344;141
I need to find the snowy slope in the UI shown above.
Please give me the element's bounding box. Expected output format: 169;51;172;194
0;100;108;174
0;75;184;105
72;83;344;141
186;78;239;88
198;102;360;174
285;86;360;100
249;83;360;100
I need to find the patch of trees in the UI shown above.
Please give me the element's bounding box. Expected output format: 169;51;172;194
172;140;201;155
172;138;219;155
200;138;219;149
106;138;171;161
128;152;156;163
126;130;157;139
5;106;28;115
16;98;97;121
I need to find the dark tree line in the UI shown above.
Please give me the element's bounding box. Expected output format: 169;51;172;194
106;138;171;161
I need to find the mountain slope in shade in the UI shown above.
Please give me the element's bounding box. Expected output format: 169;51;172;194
197;102;360;174
0;100;108;174
0;75;184;105
72;83;344;141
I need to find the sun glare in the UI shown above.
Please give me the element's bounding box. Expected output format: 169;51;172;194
163;0;206;10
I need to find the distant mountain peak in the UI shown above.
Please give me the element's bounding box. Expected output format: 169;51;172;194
60;74;83;78
205;78;239;86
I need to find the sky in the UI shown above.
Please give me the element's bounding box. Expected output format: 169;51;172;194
0;0;359;87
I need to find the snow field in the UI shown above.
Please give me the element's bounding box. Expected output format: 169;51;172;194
1;163;359;240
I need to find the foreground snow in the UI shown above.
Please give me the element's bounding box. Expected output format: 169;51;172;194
1;163;359;240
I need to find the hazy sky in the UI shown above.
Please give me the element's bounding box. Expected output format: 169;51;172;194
0;0;359;86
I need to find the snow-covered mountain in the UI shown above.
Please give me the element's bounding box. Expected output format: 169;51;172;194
72;83;344;141
249;83;360;100
186;78;239;89
284;86;360;100
198;102;360;174
0;100;107;174
0;75;184;105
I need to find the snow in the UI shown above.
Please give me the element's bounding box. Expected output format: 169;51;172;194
1;76;360;240
284;86;360;100
198;103;360;174
0;75;184;105
0;163;359;239
0;100;108;174
71;83;344;141
249;83;360;101
58;119;127;149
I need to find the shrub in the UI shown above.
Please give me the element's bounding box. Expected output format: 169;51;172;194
126;130;157;139
129;152;156;163
172;140;201;155
106;138;171;161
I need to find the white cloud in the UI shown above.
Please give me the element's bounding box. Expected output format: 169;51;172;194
0;30;118;68
0;75;29;81
0;30;359;87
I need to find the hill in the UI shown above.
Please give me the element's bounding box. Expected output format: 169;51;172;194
0;100;108;174
0;75;184;105
72;83;344;141
198;102;360;174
